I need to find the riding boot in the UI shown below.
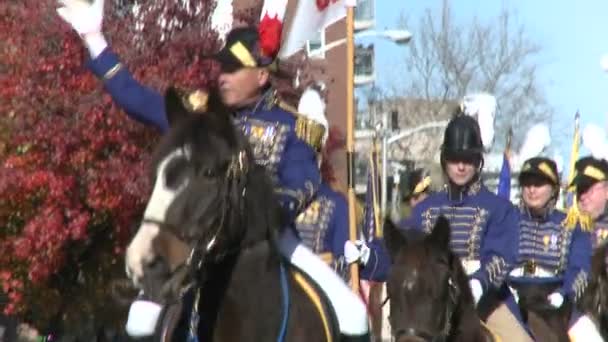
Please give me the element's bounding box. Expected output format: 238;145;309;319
339;332;371;342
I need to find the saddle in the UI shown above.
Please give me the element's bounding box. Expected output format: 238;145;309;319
154;265;340;342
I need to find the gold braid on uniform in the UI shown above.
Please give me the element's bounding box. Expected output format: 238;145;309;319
276;99;326;151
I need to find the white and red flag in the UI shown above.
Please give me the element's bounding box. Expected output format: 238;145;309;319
258;0;289;60
278;0;355;58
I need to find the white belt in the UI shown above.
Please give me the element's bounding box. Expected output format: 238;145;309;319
509;266;555;278
462;259;480;275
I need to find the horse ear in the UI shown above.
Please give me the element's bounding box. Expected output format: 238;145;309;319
165;87;193;127
428;215;451;250
383;218;408;260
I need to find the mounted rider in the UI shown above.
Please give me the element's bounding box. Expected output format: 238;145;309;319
508;156;592;340
56;1;369;340
399;111;523;340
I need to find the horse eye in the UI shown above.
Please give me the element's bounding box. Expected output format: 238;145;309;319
164;157;189;189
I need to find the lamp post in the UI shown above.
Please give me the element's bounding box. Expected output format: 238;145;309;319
307;29;412;57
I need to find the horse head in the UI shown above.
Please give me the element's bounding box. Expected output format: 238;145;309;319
384;216;479;342
125;87;281;303
578;244;608;339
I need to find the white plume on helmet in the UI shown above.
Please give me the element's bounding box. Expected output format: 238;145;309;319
460;93;497;150
297;86;329;146
512;123;551;169
582;123;608;160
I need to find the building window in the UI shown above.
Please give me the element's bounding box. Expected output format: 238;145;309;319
354;0;375;32
306;30;325;59
354;44;375;85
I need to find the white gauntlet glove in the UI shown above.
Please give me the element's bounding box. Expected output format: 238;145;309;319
469;279;483;305
547;292;564;308
56;0;108;57
125;291;163;337
344;240;371;265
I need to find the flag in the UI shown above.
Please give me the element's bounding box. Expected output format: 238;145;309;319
363;141;381;241
497;152;511;200
564;112;580;208
496;128;512;200
259;0;288;60
562;111;591;230
278;0;350;58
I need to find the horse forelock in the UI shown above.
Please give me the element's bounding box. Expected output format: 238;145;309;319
392;231;452;299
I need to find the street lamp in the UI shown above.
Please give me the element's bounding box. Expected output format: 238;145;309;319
307;29;412;57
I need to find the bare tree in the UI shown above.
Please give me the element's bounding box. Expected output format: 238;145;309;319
393;0;553;151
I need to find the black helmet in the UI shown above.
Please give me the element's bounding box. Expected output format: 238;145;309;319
570;156;608;196
440;114;484;163
519;157;559;187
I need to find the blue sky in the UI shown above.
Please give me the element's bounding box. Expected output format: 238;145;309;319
357;0;608;161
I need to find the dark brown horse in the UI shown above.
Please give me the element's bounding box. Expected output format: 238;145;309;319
511;282;571;342
577;243;608;340
124;88;338;341
384;217;496;342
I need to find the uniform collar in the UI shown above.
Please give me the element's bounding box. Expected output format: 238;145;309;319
444;177;482;202
235;88;275;117
520;205;554;222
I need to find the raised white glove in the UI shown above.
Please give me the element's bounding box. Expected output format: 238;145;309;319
547;292;564;308
56;0;108;57
469;279;483;305
344;240;371;265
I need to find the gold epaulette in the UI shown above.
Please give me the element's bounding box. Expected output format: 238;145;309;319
562;205;593;231
276;99;326;151
295;116;326;151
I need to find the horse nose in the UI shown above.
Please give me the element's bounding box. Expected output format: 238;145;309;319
394;329;428;342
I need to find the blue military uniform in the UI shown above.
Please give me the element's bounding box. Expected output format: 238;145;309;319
87;48;320;222
296;183;390;282
509;208;591;305
400;180;519;292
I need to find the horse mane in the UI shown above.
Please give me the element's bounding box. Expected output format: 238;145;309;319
153;87;285;256
578;244;608;337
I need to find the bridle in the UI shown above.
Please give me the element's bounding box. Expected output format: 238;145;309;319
140;149;250;297
389;276;460;342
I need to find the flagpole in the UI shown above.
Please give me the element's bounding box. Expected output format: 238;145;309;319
346;4;359;293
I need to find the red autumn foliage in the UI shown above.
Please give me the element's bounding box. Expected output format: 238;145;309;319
0;0;221;333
